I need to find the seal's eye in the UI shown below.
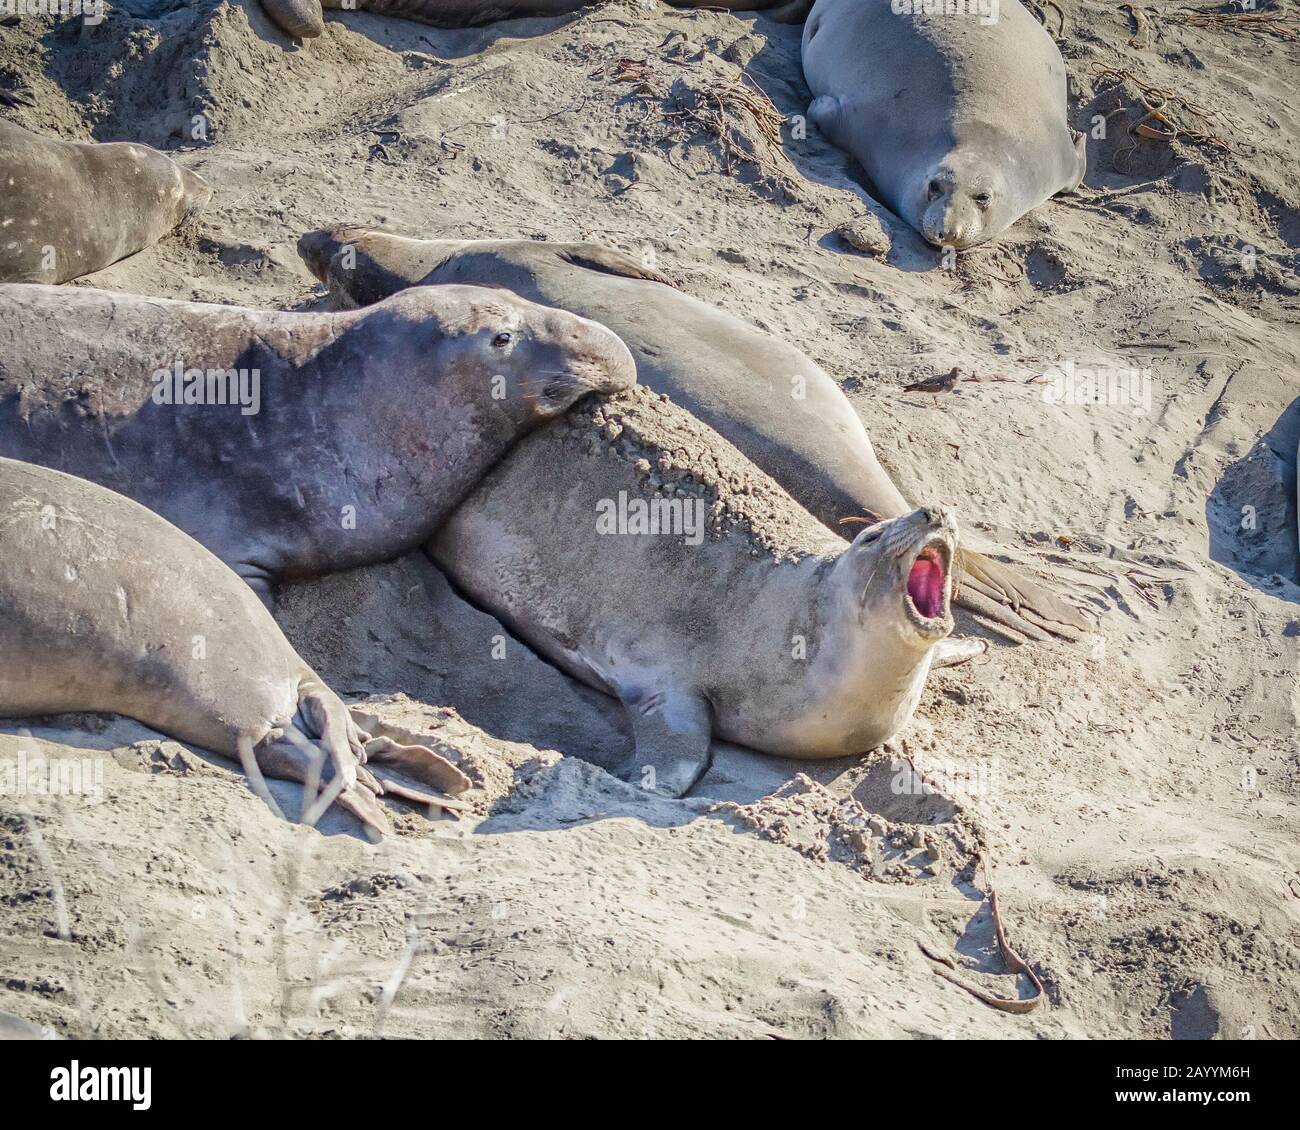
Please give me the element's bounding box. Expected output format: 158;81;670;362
973;193;992;209
927;178;944;200
492;332;513;348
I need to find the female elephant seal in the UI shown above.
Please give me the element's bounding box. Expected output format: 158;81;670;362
0;283;635;601
298;225;1090;642
801;0;1086;249
259;0;811;39
0;459;470;838
0;120;211;283
430;387;980;798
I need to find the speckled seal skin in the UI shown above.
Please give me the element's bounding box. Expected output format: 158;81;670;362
298;226;1092;642
802;0;1086;249
259;0;812;38
0;120;211;283
0;459;473;837
430;386;982;798
0;281;636;602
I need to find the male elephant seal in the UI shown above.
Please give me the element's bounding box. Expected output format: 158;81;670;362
298;226;1090;642
431;387;979;797
259;0;811;38
0;459;470;837
0;120;211;283
0;283;635;601
801;0;1086;249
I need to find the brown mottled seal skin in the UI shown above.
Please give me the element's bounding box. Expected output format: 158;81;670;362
802;0;1086;249
297;225;1092;643
0;282;635;603
429;387;979;798
0;120;211;283
0;459;472;837
259;0;811;39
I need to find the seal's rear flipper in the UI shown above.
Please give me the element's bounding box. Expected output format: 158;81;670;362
362;735;473;797
615;688;712;799
957;548;1094;643
245;731;392;839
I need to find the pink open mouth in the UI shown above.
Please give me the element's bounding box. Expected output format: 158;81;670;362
907;547;948;621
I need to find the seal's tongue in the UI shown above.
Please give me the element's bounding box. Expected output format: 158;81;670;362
908;549;946;619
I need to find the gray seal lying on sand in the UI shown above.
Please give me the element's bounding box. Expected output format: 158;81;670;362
259;0;812;39
430;387;981;797
0;282;635;602
0;459;471;837
0;120;211;283
297;226;1090;642
801;0;1086;249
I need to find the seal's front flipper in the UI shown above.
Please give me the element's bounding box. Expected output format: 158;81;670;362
932;637;988;669
1065;129;1087;193
808;95;847;147
615;688;712;799
560;244;676;288
260;0;325;39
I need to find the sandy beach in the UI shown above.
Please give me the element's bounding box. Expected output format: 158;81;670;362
1;0;1298;1039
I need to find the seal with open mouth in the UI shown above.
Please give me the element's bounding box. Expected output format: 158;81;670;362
0;120;211;283
297;225;1091;642
430;386;982;797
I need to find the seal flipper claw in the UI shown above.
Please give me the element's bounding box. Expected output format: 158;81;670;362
617;689;712;799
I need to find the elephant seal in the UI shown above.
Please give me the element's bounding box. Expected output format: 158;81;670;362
0;282;635;601
298;225;1090;642
259;0;811;39
801;0;1086;249
0;120;211;283
431;387;979;797
0;459;471;837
